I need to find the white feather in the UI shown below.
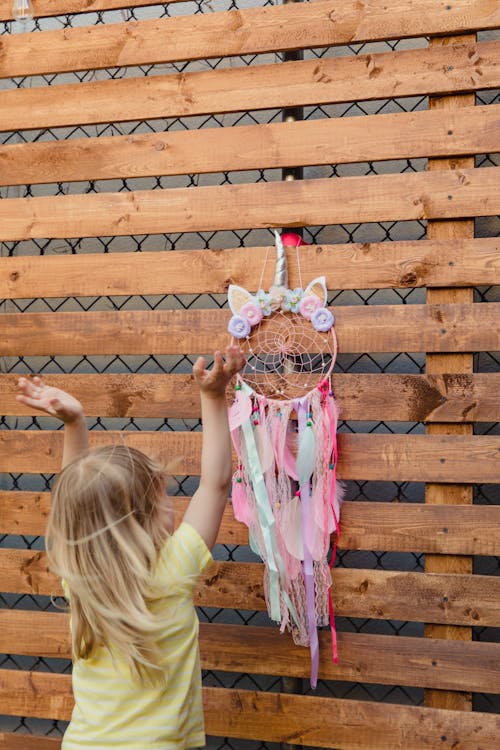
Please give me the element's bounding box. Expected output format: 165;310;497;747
296;425;316;486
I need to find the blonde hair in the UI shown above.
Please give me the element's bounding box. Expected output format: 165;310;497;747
46;445;170;685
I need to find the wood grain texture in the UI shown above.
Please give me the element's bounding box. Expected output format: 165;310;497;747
3;372;499;422
1;0;499;32
0;491;245;544
2;1;500;78
1;167;499;242
1;430;500;483
0;0;183;21
339;501;500;555
2;303;499;356
1;551;499;626
2;105;499;187
0;678;499;749
0;734;61;750
1;611;500;693
0;40;498;132
3;491;500;555
2;237;500;299
206;688;500;750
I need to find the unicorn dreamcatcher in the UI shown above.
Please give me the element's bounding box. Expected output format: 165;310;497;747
227;231;343;687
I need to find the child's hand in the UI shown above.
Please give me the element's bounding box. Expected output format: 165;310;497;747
16;376;84;424
192;346;245;400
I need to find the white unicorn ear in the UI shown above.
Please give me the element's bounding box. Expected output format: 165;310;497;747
303;276;327;306
228;284;255;315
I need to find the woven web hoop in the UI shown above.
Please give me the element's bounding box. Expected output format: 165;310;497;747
234;310;337;401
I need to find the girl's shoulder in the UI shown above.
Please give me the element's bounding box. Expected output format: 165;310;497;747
155;522;212;588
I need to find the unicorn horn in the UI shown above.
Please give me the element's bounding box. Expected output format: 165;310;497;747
273;230;288;289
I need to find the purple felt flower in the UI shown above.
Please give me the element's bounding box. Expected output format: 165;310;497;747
240;301;263;326
311;307;334;332
299;294;322;320
228;315;251;338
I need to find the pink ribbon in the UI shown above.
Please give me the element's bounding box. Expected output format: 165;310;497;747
319;379;340;664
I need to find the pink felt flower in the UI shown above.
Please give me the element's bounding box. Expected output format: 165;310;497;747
299;294;322;320
240;301;264;326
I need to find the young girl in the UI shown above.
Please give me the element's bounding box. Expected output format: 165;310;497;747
16;346;245;750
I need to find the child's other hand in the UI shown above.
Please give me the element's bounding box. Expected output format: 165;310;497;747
16;377;84;424
192;346;245;399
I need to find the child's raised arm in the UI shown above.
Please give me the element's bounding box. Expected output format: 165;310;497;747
16;377;88;469
183;346;245;549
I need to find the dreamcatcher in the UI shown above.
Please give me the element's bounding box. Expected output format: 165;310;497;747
227;231;343;687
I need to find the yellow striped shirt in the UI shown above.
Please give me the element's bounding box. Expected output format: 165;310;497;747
63;522;212;750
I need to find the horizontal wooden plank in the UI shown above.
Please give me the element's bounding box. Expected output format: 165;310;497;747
0;0;499;41
1;40;498;133
1;167;499;242
1;104;499;188
339;501;500;555
195;564;500;627
198;565;500;627
0;671;73;722
2;237;500;299
0;491;53;537
0;0;183;22
2;372;499;423
0;734;60;750
1;611;500;694
205;687;499;750
0;678;499;749
1;550;499;626
3;490;500;555
1;431;500;483
203;624;500;694
0;491;243;544
2;303;499;356
2;1;500;79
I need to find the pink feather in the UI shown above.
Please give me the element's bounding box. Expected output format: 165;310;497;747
280;495;303;560
231;474;251;526
254;423;274;473
283;429;299;480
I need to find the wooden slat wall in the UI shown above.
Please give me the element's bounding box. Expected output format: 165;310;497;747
1;1;499;749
